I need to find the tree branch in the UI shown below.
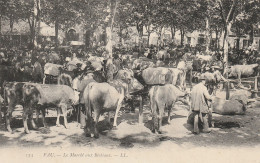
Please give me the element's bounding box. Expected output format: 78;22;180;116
218;0;227;27
226;0;237;24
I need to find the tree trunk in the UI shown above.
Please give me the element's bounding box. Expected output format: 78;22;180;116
205;17;210;53
34;0;41;49
28;17;35;48
249;24;254;46
119;26;122;48
0;16;2;46
180;28;185;47
55;19;59;47
10;15;14;33
215;27;218;51
105;0;118;58
157;27;163;51
170;26;175;44
223;22;232;72
137;23;143;53
147;32;150;47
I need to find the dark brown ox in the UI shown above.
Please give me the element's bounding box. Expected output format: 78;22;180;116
149;84;189;134
3;82;26;133
22;83;79;133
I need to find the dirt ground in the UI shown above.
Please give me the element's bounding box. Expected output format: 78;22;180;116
1;89;260;162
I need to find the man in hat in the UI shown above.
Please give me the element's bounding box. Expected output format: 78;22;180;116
189;76;213;134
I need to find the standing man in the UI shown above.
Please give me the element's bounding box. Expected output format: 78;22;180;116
189;76;212;134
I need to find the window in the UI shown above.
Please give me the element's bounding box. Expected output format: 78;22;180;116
187;37;191;44
243;40;248;48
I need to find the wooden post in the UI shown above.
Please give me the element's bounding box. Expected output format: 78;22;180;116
252;76;258;98
225;81;230;100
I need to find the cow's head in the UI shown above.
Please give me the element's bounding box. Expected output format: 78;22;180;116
123;69;144;92
223;67;232;77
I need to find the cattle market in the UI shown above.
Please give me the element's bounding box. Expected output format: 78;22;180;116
1;1;260;161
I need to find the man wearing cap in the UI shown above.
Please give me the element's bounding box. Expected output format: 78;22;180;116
189;76;213;134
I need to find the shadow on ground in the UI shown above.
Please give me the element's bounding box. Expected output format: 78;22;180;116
1;101;260;149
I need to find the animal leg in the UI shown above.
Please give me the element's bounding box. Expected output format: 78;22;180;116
23;111;30;134
5;106;14;133
41;108;48;128
29;111;38;130
157;106;164;134
139;95;143;124
56;108;61;127
113;90;124;128
108;111;113;129
43;75;46;84
80;105;86;129
93;110;100;138
35;108;40;124
113;102;122;128
61;105;69;129
167;107;172;124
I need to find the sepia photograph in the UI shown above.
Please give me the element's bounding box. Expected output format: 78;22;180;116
0;0;260;162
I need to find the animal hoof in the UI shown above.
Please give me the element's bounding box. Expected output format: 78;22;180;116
33;127;39;130
94;134;99;139
56;124;61;127
85;133;91;137
25;130;30;134
112;126;117;130
65;126;70;129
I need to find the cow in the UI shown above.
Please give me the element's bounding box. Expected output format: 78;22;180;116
22;83;79;133
157;49;170;61
224;64;259;85
72;73;97;127
43;63;63;84
212;94;247;115
114;69;144;114
82;81;127;138
132;58;155;71
57;73;73;86
82;74;143;138
149;84;189;134
199;71;226;95
3;82;26;133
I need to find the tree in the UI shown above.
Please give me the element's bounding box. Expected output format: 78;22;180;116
0;0;8;45
217;0;238;69
41;0;81;47
232;0;260;47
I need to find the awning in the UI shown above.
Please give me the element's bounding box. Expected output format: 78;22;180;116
69;41;85;46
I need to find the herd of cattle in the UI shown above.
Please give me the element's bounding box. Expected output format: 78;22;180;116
0;48;260;138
